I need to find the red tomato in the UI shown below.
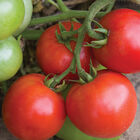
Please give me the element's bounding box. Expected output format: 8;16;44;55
2;74;66;140
66;70;137;138
92;9;140;73
36;21;92;80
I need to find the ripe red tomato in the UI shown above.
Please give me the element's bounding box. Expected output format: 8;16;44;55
66;70;137;138
92;9;140;73
2;74;66;140
36;21;93;80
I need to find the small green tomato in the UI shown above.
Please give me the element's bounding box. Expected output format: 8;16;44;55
57;117;120;140
0;36;23;82
0;0;25;40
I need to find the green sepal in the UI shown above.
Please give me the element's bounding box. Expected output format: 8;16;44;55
55;22;78;52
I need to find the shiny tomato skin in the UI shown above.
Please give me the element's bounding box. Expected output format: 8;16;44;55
36;21;91;80
66;70;137;138
92;9;140;73
2;74;66;140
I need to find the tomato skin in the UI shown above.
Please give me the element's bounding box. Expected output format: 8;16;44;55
2;74;66;140
14;0;33;36
66;70;137;138
0;0;25;40
36;21;92;80
0;36;23;82
92;9;140;73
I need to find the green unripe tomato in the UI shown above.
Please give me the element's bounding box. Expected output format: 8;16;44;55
14;0;33;36
0;0;25;40
0;36;23;82
57;117;120;140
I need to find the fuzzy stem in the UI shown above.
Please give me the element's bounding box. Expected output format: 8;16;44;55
46;0;60;9
30;10;87;26
22;30;44;40
85;0;115;39
56;0;69;12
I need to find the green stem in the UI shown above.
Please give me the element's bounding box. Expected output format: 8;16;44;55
22;29;44;40
85;0;115;39
96;0;115;18
30;10;87;26
30;5;115;27
74;26;85;71
56;0;69;12
73;24;93;82
46;0;60;9
45;58;76;88
43;0;116;87
56;0;78;22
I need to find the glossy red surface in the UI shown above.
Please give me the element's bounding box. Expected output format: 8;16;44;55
36;21;93;80
66;70;137;138
2;74;66;140
92;9;140;73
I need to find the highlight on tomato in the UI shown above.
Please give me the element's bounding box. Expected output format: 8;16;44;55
66;70;137;138
2;74;66;140
92;9;140;73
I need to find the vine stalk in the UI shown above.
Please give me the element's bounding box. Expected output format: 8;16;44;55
45;0;116;89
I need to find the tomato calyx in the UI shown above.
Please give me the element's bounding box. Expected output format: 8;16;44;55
44;74;68;93
85;20;108;48
56;22;78;52
43;0;114;87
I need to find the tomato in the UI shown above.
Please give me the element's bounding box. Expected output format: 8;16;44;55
66;70;137;138
36;21;93;80
57;117;120;140
0;36;23;82
0;0;25;40
2;74;66;140
58;86;120;140
14;0;33;36
92;9;140;73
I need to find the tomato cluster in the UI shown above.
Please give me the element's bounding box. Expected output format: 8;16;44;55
0;1;140;140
